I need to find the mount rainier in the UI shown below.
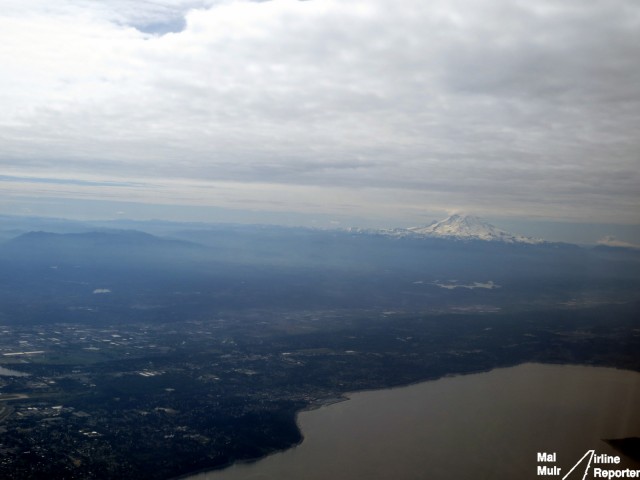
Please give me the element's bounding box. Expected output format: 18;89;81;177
386;214;544;244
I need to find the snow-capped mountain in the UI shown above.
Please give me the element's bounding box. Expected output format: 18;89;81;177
388;214;544;244
596;236;640;249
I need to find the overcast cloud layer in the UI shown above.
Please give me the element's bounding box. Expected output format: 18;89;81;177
1;0;639;225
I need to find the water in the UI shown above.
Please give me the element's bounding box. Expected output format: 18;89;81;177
0;365;29;377
186;363;640;480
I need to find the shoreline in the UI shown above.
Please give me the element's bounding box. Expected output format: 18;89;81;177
173;361;640;480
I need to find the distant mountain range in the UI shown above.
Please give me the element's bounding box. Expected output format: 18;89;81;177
382;214;545;244
0;214;638;328
1;215;549;252
5;230;199;250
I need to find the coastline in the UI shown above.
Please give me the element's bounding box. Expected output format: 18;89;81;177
174;361;640;480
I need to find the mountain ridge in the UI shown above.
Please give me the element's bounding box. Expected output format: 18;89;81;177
1;229;205;255
383;214;545;244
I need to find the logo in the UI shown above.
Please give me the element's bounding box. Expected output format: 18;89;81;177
536;450;639;479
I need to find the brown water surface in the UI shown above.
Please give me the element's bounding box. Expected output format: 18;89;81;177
186;363;640;480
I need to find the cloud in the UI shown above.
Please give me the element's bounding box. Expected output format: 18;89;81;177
1;1;220;31
0;175;146;188
0;0;638;223
93;288;112;294
597;236;639;249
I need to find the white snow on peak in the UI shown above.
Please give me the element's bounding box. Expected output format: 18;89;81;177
391;214;544;244
596;236;639;249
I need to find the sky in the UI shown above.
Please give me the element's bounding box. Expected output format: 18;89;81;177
1;0;639;241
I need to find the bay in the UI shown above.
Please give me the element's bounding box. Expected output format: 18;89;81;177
186;363;640;480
